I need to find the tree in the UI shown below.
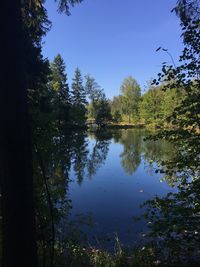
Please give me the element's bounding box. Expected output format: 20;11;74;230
85;75;111;126
71;68;86;106
142;0;200;264
120;76;141;123
50;54;70;101
139;86;164;124
71;68;87;126
151;0;200;159
111;95;124;123
50;54;71;127
0;1;38;266
0;1;83;266
92;97;112;126
85;74;104;101
162;87;185;120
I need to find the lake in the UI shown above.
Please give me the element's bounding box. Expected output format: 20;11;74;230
65;129;176;249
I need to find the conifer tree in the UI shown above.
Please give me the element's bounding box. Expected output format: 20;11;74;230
71;67;86;106
0;1;83;266
50;55;70;102
71;68;87;126
50;54;70;127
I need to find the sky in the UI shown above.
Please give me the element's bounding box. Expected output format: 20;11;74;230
42;0;183;99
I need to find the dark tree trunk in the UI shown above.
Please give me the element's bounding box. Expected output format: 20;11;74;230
0;1;38;266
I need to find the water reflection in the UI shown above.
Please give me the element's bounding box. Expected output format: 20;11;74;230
0;128;181;266
118;130;142;175
48;129;177;188
68;129;177;249
87;131;111;179
70;129;176;182
72;131;88;184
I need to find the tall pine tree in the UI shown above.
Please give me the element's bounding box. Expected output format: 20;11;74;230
71;67;87;126
50;54;70;128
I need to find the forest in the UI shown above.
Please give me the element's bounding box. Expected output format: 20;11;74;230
0;0;200;267
28;52;187;130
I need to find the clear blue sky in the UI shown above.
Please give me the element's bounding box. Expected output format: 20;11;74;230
42;0;183;99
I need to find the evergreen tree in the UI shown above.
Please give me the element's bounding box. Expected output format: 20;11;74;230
88;96;112;126
50;54;70;127
50;54;70;102
0;1;84;266
0;2;38;266
71;67;86;105
71;68;87;126
95;98;112;126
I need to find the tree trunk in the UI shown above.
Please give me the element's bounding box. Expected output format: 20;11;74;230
0;1;38;266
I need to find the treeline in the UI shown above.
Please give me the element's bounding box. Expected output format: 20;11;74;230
29;53;112;133
31;54;185;132
111;77;185;126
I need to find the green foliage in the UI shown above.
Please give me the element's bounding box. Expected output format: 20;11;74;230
111;80;185;127
21;1;51;92
111;96;124;123
151;0;200;171
110;77;141;124
22;0;51;45
139;86;164;125
89;98;112;126
120;76;141;123
162;88;184;119
85;75;112;126
142;178;200;266
50;55;69;96
71;68;87;126
55;0;84;15
140;1;200;265
139;86;185;126
112;110;122;123
85;74;104;102
71;67;86;106
11;0;200;266
49;54;71;127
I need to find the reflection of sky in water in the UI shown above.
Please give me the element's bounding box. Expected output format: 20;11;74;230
68;129;176;249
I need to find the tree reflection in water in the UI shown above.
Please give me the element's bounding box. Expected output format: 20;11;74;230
32;129;113;266
1;128;193;266
87;130;112;179
118;129;142;175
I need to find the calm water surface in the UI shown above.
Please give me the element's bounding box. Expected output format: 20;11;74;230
67;129;176;248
